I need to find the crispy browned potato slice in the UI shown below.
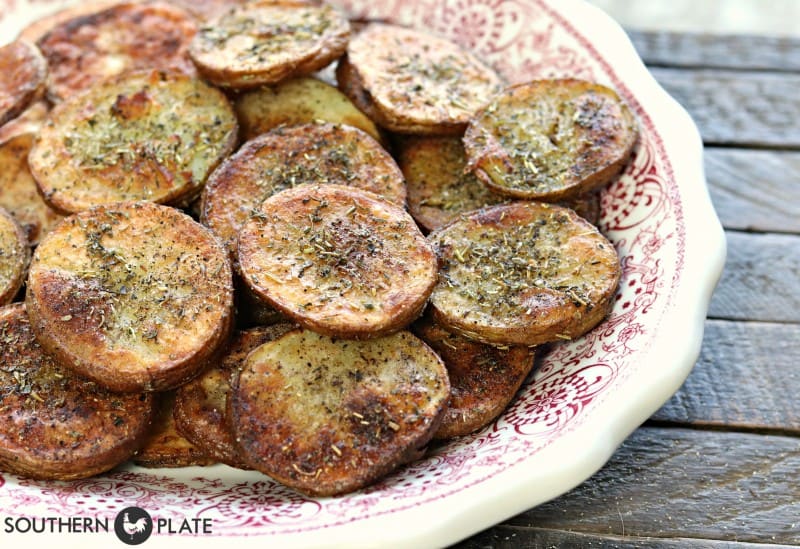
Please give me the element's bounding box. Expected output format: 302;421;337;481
26;201;234;393
201;122;406;263
174;323;296;467
464;78;639;201
235;77;384;144
428;201;621;346
0;100;48;143
412;314;535;439
238;184;437;339
29;70;238;214
0;40;47;127
397;136;507;232
0;134;65;246
17;1;121;43
36;1;198;103
189;3;349;89
134;391;215;468
230;329;449;496
337;23;502;135
0;303;157;480
0;207;29;306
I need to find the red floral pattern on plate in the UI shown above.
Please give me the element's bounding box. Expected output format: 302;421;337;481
0;0;686;540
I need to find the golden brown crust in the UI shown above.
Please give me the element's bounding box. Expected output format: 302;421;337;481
235;77;384;144
0;133;65;246
0;303;157;480
25;201;234;393
0;207;30;306
0;40;47;127
428;201;621;346
238;184;437;339
412;314;536;439
36;1;198;103
463;78;639;201
397;135;508;232
189;3;350;89
29;70;238;214
133;391;216;468
174;323;296;467
201;122;406;264
337;23;502;135
230;329;449;496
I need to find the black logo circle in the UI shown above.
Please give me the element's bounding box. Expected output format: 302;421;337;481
114;506;153;545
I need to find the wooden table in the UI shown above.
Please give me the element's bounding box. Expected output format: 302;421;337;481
457;30;800;548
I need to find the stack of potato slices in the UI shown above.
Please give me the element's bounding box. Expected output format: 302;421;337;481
0;0;636;495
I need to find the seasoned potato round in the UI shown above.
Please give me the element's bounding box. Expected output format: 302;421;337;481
412;314;536;439
230;329;450;496
0;134;64;246
26;201;234;393
174;323;296;467
0;40;47;127
133;391;215;468
29;70;238;214
463;79;638;201
0;207;29;306
337;23;502;135
238;184;437;339
36;1;198;102
397;136;507;232
428;201;621;346
0;303;157;480
189;3;349;89
235;77;384;143
201;122;406;263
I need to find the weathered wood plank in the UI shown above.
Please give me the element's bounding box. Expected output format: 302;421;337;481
648;68;800;148
457;525;798;548
651;320;800;432
502;428;800;545
708;231;800;322
629;31;800;72
705;148;800;234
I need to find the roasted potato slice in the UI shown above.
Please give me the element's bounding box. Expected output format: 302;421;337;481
36;1;198;103
0;207;29;306
133;391;215;468
412;314;536;439
230;329;449;496
0;303;157;480
17;1;122;43
26;201;234;393
167;0;323;23
174;323;296;467
0;40;47;127
189;3;349;89
463;79;638;201
238;184;437;339
397;136;507;232
0;100;48;143
201;122;406;263
337;23;502;135
235;77;384;144
0;133;65;246
428;201;621;346
29;70;238;214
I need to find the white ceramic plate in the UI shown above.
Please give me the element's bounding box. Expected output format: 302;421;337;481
0;1;725;547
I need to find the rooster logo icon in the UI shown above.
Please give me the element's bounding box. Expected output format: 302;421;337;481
114;506;153;545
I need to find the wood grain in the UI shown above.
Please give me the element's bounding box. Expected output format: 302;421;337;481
503;428;800;545
457;525;798;548
651;320;800;432
705;148;800;233
648;67;800;148
629;31;800;73
708;231;800;322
